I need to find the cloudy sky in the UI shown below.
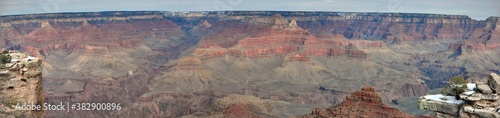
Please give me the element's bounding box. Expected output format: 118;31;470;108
0;0;498;20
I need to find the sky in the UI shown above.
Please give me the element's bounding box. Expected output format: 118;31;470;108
0;0;498;20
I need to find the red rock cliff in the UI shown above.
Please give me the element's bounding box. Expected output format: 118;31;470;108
296;86;416;118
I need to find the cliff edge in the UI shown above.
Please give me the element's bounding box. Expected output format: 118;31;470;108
0;50;44;118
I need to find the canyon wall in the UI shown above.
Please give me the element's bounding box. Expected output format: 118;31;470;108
219;11;500;53
2;11;499;55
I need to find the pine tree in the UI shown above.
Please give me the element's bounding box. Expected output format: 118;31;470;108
440;76;467;99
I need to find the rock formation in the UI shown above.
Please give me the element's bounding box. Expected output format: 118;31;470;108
297;86;416;118
0;50;44;118
419;73;500;118
205;94;277;118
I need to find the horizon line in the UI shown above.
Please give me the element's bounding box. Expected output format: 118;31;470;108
0;10;498;21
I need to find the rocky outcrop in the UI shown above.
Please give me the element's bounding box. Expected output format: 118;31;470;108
270;14;291;30
193;14;382;59
193;14;312;59
205;94;277;118
448;17;500;53
399;83;430;97
198;20;212;28
488;73;500;93
419;73;500;118
418;95;463;116
175;57;204;71
304;38;381;59
477;82;493;93
172;56;213;79
0;50;44;118
284;53;311;62
297;86;415;118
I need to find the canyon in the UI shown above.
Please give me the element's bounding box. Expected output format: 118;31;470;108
0;11;499;117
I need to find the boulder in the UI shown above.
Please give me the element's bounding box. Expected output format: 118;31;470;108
0;70;9;75
9;63;19;70
5;63;14;68
481;94;499;100
418;97;462;116
460;93;482;101
460;93;499;101
488;73;500;93
476;82;493;94
461;105;500;118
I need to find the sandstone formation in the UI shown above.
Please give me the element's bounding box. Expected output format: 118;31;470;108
0;50;44;118
419;73;500;118
192;13;384;60
297;86;416;118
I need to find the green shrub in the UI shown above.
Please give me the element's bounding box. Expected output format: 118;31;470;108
0;50;11;64
441;76;467;99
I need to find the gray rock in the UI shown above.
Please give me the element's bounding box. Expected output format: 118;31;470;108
9;63;19;70
26;60;39;68
460;92;500;101
477;82;493;94
0;70;9;75
463;105;474;113
462;93;482;101
474;102;487;108
481;94;499;100
5;63;14;68
418;97;462;116
462;105;500;118
488;73;500;93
